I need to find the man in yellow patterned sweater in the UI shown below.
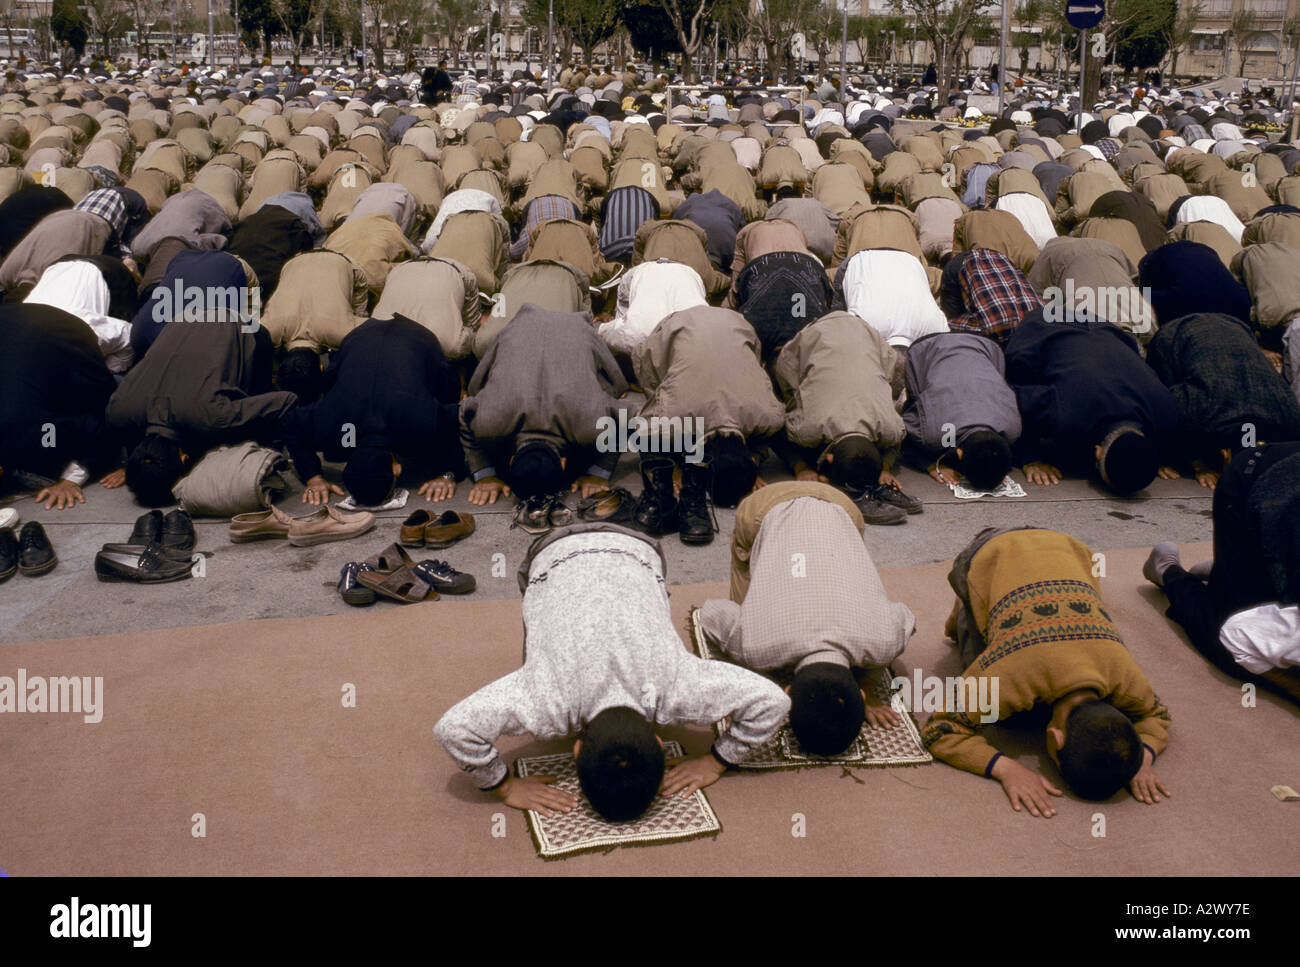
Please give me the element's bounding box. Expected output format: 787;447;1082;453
923;527;1172;818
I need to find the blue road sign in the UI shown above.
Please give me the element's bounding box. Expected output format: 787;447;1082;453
1066;1;1105;30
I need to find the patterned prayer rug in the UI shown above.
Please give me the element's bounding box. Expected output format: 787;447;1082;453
515;740;722;860
688;607;933;770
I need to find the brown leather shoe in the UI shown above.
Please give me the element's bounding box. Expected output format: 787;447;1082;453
288;505;376;547
399;509;433;547
229;505;294;543
422;510;475;549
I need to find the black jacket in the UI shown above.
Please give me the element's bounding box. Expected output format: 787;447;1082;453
279;315;463;483
1005;309;1179;469
0;304;119;478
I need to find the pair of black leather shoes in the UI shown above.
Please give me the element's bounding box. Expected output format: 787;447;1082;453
0;522;57;581
93;510;197;584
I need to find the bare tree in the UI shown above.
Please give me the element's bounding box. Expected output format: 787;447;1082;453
1161;0;1200;81
85;0;132;60
893;0;995;94
435;0;483;69
656;0;712;82
1227;7;1256;78
129;0;167;59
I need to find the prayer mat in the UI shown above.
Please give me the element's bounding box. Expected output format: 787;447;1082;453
688;607;933;770
337;488;410;512
950;477;1027;500
514;740;722;859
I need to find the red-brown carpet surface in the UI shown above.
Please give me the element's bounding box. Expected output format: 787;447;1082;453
2;541;1297;876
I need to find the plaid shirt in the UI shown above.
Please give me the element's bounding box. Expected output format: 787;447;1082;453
948;248;1042;347
509;194;577;259
74;188;127;237
74;188;129;257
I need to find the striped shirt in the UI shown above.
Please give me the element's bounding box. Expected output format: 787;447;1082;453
598;186;659;263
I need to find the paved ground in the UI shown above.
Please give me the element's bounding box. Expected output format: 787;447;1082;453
0;452;1215;644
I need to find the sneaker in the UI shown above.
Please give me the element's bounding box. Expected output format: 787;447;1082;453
855;495;907;526
869;482;923;515
17;521;57;575
413;559;476;595
0;507;20;531
547;495;574;529
338;561;377;606
512;495;555;535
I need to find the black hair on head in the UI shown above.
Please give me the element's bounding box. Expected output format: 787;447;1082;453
823;435;881;496
959;429;1013;491
577;706;665;822
125;434;183;507
1057;699;1144;801
789;663;865;756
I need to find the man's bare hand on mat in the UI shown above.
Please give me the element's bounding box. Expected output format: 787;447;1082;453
36;479;84;510
100;468;126;489
1128;748;1170;805
495;775;577;817
570;474;607;498
1023;462;1061;486
1157;465;1181;481
468;476;510;505
991;756;1062;818
661;755;727;797
864;699;901;730
303;475;344;505
417;476;456;502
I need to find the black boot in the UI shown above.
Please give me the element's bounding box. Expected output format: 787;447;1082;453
677;460;716;545
633;457;678;536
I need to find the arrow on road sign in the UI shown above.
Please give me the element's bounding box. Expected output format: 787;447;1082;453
1065;0;1104;30
1068;4;1102;11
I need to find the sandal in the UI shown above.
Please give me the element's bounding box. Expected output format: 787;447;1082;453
356;564;437;604
363;543;414;575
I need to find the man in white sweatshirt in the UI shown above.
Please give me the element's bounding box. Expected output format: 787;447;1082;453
434;522;790;821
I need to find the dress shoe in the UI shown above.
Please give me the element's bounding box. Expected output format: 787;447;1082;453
162;509;197;550
0;527;17;583
229;505;294;543
288;505;375;547
423;511;476;548
17;522;56;576
94;542;193;583
128;509;164;545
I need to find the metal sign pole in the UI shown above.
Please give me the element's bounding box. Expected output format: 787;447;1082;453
840;2;847;85
998;0;1009;113
1078;28;1086;134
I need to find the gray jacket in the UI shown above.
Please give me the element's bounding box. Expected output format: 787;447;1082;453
459;305;627;475
903;332;1022;454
